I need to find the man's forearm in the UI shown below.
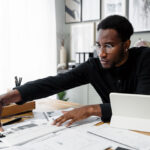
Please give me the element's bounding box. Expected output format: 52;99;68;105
0;90;22;106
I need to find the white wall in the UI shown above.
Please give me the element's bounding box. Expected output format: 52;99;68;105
55;1;150;62
131;32;150;47
55;0;65;65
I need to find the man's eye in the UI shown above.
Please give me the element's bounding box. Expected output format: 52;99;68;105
96;44;101;48
105;44;113;48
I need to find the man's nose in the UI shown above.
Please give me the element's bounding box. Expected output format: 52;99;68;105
99;49;107;58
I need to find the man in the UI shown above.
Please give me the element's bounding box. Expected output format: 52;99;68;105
0;15;150;129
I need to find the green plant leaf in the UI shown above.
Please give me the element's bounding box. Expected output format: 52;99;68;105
57;91;69;101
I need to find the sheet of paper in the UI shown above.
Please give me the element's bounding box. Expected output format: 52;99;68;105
88;124;150;150
15;129;114;150
0;146;20;150
17;118;102;147
0;121;66;146
43;107;75;121
0;141;9;149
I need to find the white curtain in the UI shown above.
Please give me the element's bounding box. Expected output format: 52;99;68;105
0;0;57;94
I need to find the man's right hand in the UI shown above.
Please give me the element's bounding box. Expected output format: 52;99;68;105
0;90;22;131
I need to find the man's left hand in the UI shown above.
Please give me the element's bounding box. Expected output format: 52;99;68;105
52;104;101;127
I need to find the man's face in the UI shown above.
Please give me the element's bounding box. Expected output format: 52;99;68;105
96;29;127;69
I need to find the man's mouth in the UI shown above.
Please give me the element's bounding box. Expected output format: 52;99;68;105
100;59;109;64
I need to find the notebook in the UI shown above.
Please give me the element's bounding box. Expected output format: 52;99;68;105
110;93;150;132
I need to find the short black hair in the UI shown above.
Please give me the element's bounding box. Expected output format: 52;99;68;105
97;15;134;42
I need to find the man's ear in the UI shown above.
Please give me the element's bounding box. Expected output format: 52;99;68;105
124;40;131;52
126;40;131;49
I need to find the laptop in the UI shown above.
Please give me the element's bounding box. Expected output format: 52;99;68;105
110;93;150;132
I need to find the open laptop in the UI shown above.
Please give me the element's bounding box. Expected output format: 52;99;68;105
110;93;150;132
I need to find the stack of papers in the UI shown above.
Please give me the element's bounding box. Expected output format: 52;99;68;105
0;109;101;147
0;130;117;150
88;124;150;150
1;108;150;150
16;130;115;150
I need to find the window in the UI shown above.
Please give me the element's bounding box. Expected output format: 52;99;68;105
0;0;57;94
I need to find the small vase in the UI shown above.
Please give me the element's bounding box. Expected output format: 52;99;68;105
60;40;67;69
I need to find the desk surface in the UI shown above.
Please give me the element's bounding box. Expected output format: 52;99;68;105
1;99;80;126
35;98;80;112
2;99;150;136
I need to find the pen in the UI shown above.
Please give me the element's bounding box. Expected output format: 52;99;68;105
104;147;112;150
18;77;22;86
15;76;18;86
95;121;104;126
2;117;22;126
14;76;22;86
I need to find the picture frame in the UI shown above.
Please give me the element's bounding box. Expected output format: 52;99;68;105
82;0;101;22
129;0;150;32
65;0;81;23
102;0;126;19
70;23;95;60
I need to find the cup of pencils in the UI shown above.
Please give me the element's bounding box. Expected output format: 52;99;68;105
14;76;22;87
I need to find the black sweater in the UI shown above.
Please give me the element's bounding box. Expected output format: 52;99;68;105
16;47;150;122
